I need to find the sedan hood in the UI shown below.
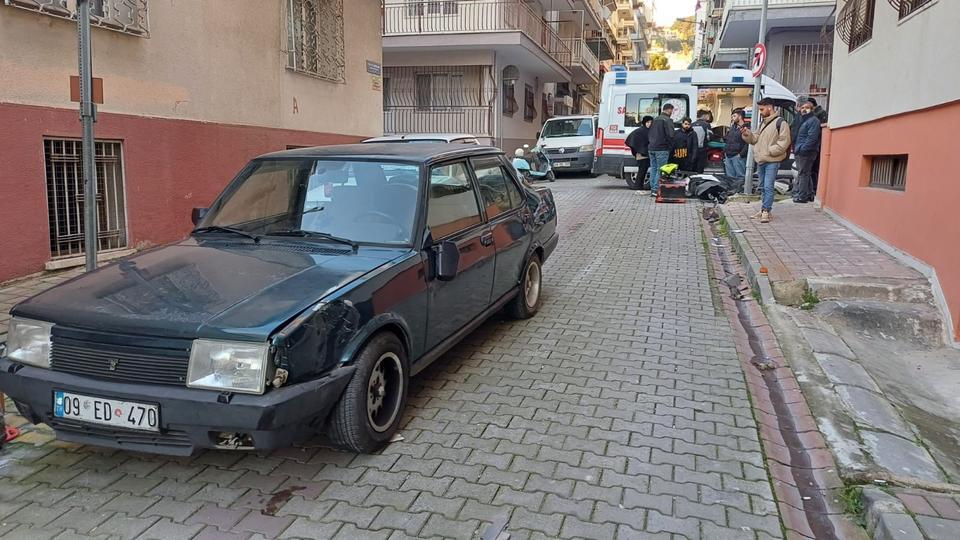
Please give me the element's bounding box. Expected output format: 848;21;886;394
13;239;410;340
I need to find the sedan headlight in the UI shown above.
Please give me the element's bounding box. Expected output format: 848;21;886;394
6;318;53;368
579;144;595;153
187;340;270;394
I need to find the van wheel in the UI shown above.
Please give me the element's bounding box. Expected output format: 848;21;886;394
328;333;408;453
509;254;543;319
625;173;642;190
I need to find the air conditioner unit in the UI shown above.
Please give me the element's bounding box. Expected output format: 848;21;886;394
553;95;574;108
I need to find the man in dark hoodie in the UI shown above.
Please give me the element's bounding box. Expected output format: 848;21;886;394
671;117;699;172
724;108;749;178
625;115;654;189
646;104;676;196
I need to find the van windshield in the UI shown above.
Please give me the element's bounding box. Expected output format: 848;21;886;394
542;118;594;138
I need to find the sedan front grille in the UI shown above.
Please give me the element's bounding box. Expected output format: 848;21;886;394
50;327;191;386
49;418;193;449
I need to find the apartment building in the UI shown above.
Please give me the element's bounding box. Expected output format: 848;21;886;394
381;0;611;150
702;0;835;105
0;0;383;284
819;0;959;342
606;0;650;69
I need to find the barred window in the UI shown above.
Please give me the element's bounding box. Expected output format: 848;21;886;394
897;0;934;19
869;155;908;191
524;84;537;122
287;0;346;83
838;0;876;52
5;0;149;37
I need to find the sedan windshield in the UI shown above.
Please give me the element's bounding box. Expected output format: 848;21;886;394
542;118;594;138
199;159;421;245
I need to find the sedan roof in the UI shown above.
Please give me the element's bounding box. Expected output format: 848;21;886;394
257;143;503;163
363;133;478;143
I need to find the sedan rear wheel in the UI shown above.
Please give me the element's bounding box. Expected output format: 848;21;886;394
508;254;543;319
328;333;408;453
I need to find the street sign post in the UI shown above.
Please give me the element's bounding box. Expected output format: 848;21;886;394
77;0;98;272
743;0;770;196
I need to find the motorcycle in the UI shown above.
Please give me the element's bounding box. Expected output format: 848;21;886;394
513;144;555;182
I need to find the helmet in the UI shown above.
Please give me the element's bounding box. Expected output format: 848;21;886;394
515;148;525;157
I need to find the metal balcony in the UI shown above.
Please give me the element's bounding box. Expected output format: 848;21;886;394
717;0;836;49
382;1;572;78
560;38;601;83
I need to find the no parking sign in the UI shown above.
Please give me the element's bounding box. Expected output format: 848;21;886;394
751;43;767;77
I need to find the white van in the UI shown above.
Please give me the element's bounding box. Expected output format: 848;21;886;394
536;115;597;174
592;68;797;178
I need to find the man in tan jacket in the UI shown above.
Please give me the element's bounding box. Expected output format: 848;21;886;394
740;97;792;223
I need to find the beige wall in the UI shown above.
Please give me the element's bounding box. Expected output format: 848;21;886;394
0;0;383;137
830;0;960;128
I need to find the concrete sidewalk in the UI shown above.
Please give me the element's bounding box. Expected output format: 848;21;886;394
719;199;960;540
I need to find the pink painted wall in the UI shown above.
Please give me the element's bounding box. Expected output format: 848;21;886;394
818;100;960;341
0;102;365;283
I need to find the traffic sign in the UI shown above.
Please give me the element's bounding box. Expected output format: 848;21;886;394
751;43;767;78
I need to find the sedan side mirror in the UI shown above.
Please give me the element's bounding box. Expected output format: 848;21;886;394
436;240;460;281
191;207;209;226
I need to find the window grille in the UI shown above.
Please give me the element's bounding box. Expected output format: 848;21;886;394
5;0;149;37
287;0;345;83
895;0;933;18
839;0;876;51
869;155;908;191
44;139;128;259
524;84;536;122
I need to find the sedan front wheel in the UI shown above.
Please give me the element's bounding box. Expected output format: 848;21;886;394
328;332;408;453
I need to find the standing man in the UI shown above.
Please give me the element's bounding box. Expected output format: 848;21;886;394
792;99;822;203
647;104;676;197
625;115;654;190
723;108;748;178
740;97;791;223
671;117;699;172
692;110;713;173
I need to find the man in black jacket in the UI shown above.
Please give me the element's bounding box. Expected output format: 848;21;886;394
723;108;748;178
671;118;699;172
625;115;654;189
647;104;675;196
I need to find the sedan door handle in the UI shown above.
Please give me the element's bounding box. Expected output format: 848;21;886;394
480;232;494;247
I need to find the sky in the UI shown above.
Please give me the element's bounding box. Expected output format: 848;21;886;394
652;0;698;26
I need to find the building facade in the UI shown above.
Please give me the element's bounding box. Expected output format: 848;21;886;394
381;0;613;151
0;0;383;284
606;0;650;69
819;0;959;342
702;0;835;105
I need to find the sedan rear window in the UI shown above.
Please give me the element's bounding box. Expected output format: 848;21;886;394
203;159;421;245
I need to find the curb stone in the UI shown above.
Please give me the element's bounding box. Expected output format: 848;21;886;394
862;487;925;540
720;208;776;306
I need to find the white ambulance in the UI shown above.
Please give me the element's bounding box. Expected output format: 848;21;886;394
592;68;797;178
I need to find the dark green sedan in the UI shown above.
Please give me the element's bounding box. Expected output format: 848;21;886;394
0;143;559;455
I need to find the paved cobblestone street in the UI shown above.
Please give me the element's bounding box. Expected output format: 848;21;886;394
0;177;783;539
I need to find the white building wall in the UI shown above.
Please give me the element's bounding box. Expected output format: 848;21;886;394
496;56;545;151
830;0;960;128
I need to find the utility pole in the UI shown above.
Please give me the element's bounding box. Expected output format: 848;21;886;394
78;0;98;272
743;0;769;195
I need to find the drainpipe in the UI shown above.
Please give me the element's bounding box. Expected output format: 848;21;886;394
817;125;832;207
491;52;502;149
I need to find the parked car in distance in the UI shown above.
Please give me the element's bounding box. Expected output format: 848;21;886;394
0;144;558;455
363;133;481;145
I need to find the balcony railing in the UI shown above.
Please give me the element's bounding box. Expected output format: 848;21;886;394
383;106;493;137
383;1;572;67
561;38;600;79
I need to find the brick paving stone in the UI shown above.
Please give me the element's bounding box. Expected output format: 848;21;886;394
193;526;252;540
233;511;295;537
0;177;785;538
92;513;159;538
139;517;205;539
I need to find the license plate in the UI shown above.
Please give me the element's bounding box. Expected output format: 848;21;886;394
554;161;571;167
54;391;160;432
